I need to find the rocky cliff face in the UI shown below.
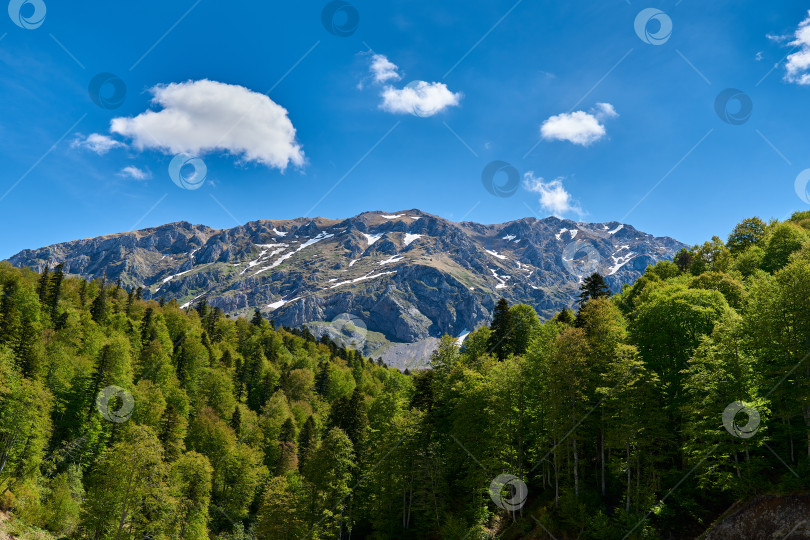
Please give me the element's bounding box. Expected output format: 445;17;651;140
7;210;684;362
703;495;810;539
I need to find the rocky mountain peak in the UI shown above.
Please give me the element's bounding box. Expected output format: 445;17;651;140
7;209;684;368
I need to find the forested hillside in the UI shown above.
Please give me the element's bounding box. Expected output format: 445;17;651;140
1;212;810;539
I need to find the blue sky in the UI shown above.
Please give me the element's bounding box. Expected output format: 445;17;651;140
2;0;810;259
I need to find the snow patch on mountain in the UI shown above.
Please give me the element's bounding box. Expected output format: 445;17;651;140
403;233;422;246
608;252;635;275
490;268;509;289
379;255;404;265
485;249;508;260
362;233;383;246
299;231;334;249
268;296;301;311
330;270;397;289
161;268;193;284
455;329;470;346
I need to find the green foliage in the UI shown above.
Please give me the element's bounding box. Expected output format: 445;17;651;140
762;222;807;272
727;217;766;254
688;271;744;309
508;303;540;356
1;211;810;539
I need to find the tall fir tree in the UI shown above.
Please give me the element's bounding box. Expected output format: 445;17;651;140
578;272;611;308
90;282;108;324
48;263;65;319
487;297;514;360
36;265;50;302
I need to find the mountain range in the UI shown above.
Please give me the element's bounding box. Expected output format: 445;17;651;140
7;210;685;368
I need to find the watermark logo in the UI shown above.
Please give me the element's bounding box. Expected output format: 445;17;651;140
634;8;672;46
329;312;368;350
169;153;207;190
8;0;46;29
88;73;127;110
96;385;134;423
714;88;753;125
562;240;601;278
489;474;528;511
722;401;760;439
794;169;810;204
321;0;359;37
403;81;436;118
482;160;520;198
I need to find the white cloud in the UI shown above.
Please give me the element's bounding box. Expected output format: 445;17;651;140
72;133;126;155
523;172;582;217
755;51;764;61
540;103;618;146
766;33;791;44
118;166;150;180
361;53;462;116
593;102;618;120
380;81;462;117
784;11;810;85
110;79;304;170
370;54;401;84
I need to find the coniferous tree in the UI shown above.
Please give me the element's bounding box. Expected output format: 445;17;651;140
298;415;318;468
553;308;575;325
230;405;242;434
48;263;65;318
488;297;514;360
36;265;50;302
125;287;135;316
140;307;155;347
314;361;332;397
0;279;20;345
90;283;108;324
194;296;209;319
328;387;368;456
14;316;39;377
78;280;87;307
277;418;298;473
577;272;611;309
251;309;264;327
674;248;694;273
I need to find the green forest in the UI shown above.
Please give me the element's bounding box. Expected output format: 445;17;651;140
1;212;810;539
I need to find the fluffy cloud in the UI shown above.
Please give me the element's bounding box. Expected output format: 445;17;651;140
540;103;618;146
363;54;462;117
380;81;462;117
784;11;810;85
118;166;150;180
110;79;304;170
72;133;126;155
370;54;401;84
593;102;618;119
523;172;582;216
